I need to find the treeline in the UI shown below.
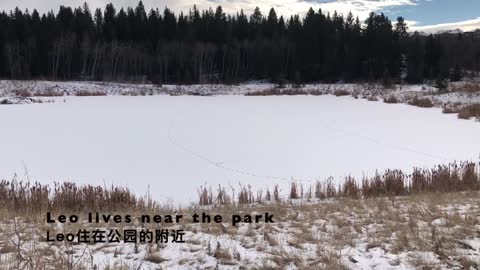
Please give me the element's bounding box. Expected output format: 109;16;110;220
0;2;479;84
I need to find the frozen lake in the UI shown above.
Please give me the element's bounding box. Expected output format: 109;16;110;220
0;95;479;203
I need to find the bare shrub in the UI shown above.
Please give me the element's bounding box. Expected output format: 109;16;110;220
342;176;360;198
458;104;480;119
256;190;263;203
14;89;32;97
305;186;312;199
316;248;347;270
383;170;407;196
410;168;430;193
34;89;64;97
75;90;107;96
215;185;231;205
383;96;399;104
314;181;325;199
461;162;479;190
198;186;212;206
453;82;480;93
458;257;478;269
122;90;148;96
282;89;307;95
310;90;323;96
334;90;350;97
273;185;280;202
290;182;300;199
362;162;477;199
367;96;378;102
238;185;254;204
361;173;384;198
410;162;479;194
214;243;232;260
144;253;168;264
325;178;337;198
361;170;407;197
265;189;271;201
408;97;434;108
245;88;313;96
245;88;283;96
442;103;461;114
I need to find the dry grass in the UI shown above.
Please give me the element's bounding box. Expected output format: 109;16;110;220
290;182;300;199
198;185;213;206
2;161;476;219
309;90;323;96
75;90;107;96
213;242;232;261
238;185;254;205
13;88;63;98
316;248;348;270
0;186;479;269
15;88;64;97
14;89;33;97
0;180;156;217
334;90;350;97
197;161;479;205
458;104;480;120
442;103;461;114
0;157;478;269
245;88;289;96
144;253;168;264
384;96;400;104
122;90;150;96
408;97;434;108
452;82;480;93
245;88;322;96
34;89;64;97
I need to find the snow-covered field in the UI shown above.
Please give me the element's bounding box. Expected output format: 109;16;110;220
1;193;479;269
0;94;479;203
1;81;480;270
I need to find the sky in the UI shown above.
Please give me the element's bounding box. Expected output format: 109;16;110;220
0;0;479;33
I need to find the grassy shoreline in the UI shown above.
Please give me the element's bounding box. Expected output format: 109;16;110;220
0;161;479;269
0;191;479;269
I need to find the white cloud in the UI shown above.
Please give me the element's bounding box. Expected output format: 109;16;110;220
404;19;418;27
1;0;415;20
410;17;480;33
306;0;416;19
3;1;478;36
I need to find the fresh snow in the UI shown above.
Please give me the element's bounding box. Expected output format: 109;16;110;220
0;95;479;203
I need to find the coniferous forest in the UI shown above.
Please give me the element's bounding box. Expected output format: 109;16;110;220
0;1;479;84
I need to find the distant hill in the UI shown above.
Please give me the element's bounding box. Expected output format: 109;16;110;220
411;28;480;36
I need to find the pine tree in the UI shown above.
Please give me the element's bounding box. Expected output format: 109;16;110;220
394;17;409;39
450;64;463;82
0;3;475;84
406;37;425;84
